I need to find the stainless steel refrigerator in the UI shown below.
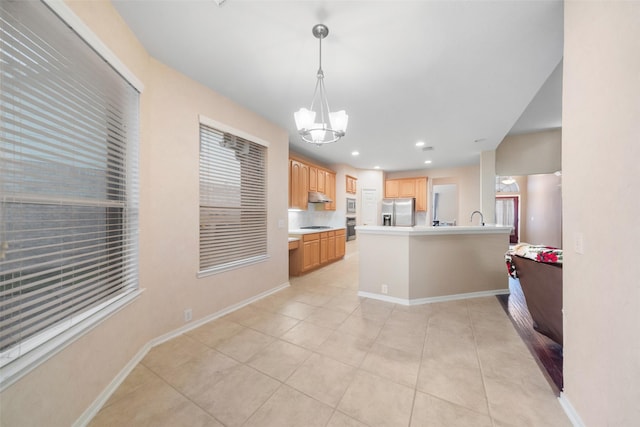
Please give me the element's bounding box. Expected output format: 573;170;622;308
381;198;416;226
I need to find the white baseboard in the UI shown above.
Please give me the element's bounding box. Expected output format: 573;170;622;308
73;281;291;427
72;342;151;427
357;288;509;306
150;281;290;348
559;392;586;427
357;291;409;305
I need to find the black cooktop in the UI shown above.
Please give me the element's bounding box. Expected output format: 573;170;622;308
300;226;332;229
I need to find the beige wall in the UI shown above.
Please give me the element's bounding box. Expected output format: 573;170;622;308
563;1;640;425
496;173;562;247
0;2;289;426
480;150;497;223
523;174;562;248
496;128;562;176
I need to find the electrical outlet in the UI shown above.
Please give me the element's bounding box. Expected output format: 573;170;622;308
184;308;192;322
381;284;388;294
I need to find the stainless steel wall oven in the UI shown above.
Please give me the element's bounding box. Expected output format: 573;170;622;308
346;217;356;241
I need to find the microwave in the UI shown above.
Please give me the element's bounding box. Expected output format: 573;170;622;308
346;197;356;213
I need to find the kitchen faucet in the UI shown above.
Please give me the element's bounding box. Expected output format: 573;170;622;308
470;210;484;226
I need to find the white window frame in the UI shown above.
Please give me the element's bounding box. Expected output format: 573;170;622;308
0;0;143;390
198;115;270;277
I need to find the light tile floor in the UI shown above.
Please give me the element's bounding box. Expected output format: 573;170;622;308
89;242;571;427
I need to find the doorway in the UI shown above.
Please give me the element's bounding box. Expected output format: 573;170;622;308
496;196;519;244
361;188;378;226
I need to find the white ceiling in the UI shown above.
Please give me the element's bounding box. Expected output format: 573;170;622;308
112;0;563;172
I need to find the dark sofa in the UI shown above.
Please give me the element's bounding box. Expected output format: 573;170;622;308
505;244;563;346
511;255;563;345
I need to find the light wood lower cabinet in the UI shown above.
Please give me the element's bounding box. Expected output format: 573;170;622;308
302;233;320;272
335;229;346;259
327;231;336;261
289;229;346;276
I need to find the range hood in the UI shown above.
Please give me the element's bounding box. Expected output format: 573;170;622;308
308;191;332;203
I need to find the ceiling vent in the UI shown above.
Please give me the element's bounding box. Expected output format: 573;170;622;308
422;146;434;152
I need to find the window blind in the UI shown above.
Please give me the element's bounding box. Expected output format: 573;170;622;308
199;124;267;274
0;1;139;356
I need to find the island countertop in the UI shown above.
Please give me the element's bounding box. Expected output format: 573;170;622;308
355;225;512;236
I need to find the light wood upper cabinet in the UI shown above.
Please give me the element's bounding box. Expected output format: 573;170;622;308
415;177;427;211
289;159;308;209
325;172;336;211
398;179;415;198
308;166;318;192
385;179;399;198
346;175;357;194
317;169;327;193
384;176;428;212
289;156;336;211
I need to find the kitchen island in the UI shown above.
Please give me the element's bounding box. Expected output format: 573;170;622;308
355;225;512;304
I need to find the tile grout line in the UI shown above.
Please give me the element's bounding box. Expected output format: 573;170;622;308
466;299;498;427
316;294;381;427
179;320;312;426
139;359;228;426
237;273;371;427
407;305;431;427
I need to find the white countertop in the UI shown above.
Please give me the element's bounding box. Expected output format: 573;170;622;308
355;225;512;236
288;226;346;235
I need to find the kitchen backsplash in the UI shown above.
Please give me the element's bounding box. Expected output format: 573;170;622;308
288;207;429;229
288;208;346;230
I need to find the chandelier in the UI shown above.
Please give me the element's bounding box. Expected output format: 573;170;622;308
294;24;348;146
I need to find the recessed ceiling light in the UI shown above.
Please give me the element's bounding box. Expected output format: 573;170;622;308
415;141;425;147
351;151;359;156
424;160;432;164
374;165;380;169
